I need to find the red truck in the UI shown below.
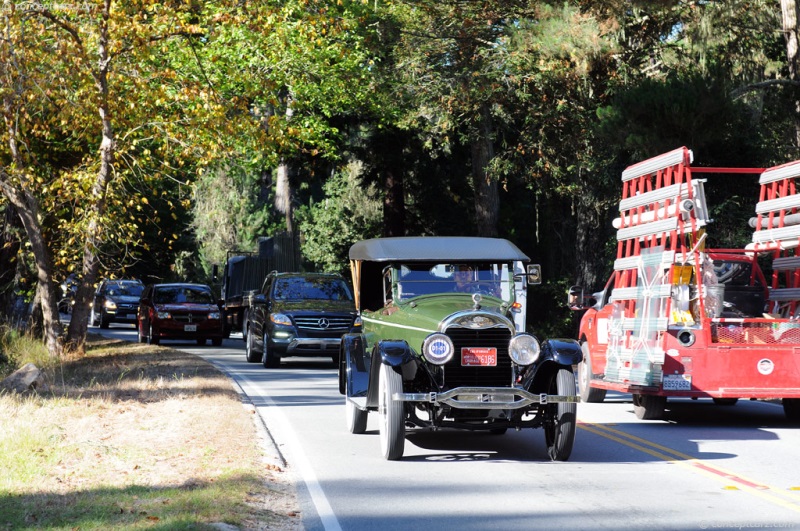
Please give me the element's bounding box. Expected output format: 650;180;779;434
570;146;800;421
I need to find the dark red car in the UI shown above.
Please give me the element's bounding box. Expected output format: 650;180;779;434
137;283;224;346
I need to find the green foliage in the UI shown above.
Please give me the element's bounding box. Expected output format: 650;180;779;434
297;163;382;274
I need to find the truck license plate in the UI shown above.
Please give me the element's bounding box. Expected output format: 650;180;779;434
461;347;497;367
184;324;197;332
662;374;691;391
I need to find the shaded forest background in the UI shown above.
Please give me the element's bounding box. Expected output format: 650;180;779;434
3;0;800;355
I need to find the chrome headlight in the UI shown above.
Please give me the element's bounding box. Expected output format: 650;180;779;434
509;334;540;366
156;311;171;320
208;311;221;320
104;300;117;309
422;333;455;365
270;313;292;326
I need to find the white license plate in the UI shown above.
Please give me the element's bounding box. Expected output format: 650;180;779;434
184;324;197;332
663;374;691;391
461;347;497;367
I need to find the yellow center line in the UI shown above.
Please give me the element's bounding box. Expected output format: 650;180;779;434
577;420;800;513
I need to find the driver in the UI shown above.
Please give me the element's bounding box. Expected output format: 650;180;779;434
453;265;476;293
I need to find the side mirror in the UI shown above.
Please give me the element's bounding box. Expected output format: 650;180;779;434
568;285;596;310
251;293;267;305
527;264;542;285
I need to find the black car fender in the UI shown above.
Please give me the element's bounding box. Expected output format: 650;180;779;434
541;338;583;366
339;333;370;397
365;339;415;408
521;338;582;393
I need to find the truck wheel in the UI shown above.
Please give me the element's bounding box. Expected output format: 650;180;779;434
579;343;607;403
378;363;405;460
346;397;368;434
544;367;577;461
261;332;280;368
632;393;666;420
783;398;800;422
245;327;260;363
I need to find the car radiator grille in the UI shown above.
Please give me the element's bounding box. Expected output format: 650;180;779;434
172;312;208;323
294;315;353;331
443;327;513;389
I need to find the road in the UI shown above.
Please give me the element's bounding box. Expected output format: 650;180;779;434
97;325;800;531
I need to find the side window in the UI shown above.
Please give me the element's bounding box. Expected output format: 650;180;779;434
383;267;393;306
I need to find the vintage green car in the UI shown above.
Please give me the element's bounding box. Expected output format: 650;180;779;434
338;236;582;461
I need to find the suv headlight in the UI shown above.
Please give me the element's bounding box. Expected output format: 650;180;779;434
104;300;117;309
509;334;540;366
422;333;454;365
270;313;292;326
208;311;221;320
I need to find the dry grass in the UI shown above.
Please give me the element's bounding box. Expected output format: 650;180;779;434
0;336;302;530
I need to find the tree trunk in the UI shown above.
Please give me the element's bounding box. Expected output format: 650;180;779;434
383;169;405;237
471;103;499;237
66;0;114;353
782;0;800;148
0;203;22;317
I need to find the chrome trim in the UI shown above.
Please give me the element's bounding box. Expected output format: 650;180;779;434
395;387;580;409
439;310;514;333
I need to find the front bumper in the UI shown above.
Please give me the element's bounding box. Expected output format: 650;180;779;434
270;335;342;356
396;387;580;410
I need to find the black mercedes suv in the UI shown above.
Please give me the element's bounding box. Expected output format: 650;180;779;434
244;272;359;367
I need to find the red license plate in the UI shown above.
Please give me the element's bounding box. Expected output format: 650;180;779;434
461;347;497;367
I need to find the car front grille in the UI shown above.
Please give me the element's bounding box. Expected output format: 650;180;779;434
116;303;138;312
172;312;208;323
443;327;513;389
294;315;353;331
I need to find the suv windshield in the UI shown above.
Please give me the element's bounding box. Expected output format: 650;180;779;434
105;282;144;297
395;263;514;302
273;277;353;301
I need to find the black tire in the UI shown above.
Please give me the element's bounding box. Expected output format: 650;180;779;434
784;398;800;422
346;397;368;434
137;322;146;343
241;310;248;341
147;324;159;345
489;428;507;435
544;368;577;461
196;338;207;346
632;393;666;420
99;311;110;329
245;327;260;363
211;337;223;347
378;363;405;460
712;398;739;406
261;332;280;368
90;308;99;327
578;343;607;403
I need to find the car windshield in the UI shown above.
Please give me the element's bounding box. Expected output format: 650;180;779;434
153;286;214;304
273;277;353;301
105;282;144;297
395;263;514;302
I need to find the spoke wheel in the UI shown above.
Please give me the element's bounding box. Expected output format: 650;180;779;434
346;397;368;434
261;332;280;368
378;363;405;460
578;343;606;403
543;368;577;461
632;393;666;420
245;326;260;363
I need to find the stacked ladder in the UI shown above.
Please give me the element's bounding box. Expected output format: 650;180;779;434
751;160;800;317
606;147;711;386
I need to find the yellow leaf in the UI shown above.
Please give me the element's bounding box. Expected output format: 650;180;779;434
142;197;149;205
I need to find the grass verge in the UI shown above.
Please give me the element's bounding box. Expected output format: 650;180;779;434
0;334;301;531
